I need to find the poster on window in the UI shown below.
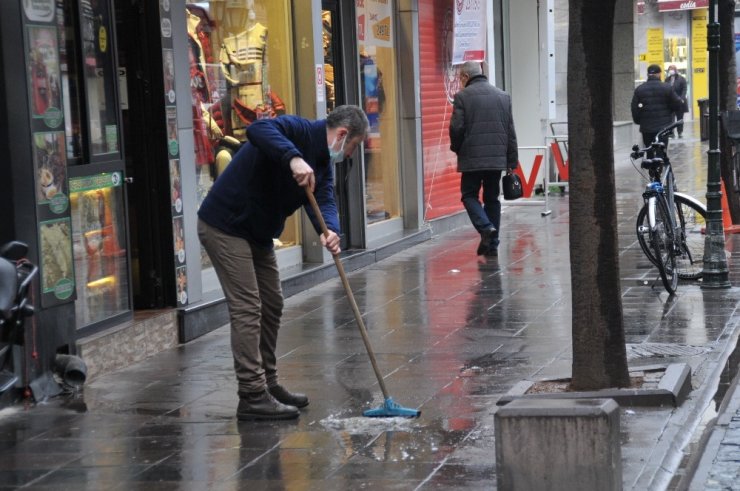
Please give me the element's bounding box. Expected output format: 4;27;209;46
451;0;486;65
736;33;740;108
33;131;68;212
356;0;393;48
26;25;63;127
39;217;75;301
176;266;188;306
173;216;185;266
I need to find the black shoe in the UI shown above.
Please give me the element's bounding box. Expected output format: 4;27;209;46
678;133;683;139
268;384;309;408
237;390;299;420
485;247;498;257
476;227;496;255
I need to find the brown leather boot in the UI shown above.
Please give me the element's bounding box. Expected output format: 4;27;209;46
237;390;299;420
268;384;309;408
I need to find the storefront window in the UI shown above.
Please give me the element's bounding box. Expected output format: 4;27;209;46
662;10;688;79
59;1;83;161
185;0;297;290
59;0;120;160
357;1;400;224
69;173;130;327
79;0;120;157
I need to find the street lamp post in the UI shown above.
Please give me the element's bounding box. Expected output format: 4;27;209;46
702;0;731;289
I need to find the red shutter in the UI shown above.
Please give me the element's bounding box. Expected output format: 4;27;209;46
420;0;462;220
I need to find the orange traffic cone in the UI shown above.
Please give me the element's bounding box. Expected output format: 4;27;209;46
720;179;740;234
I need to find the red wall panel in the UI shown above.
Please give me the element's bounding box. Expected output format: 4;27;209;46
420;0;461;220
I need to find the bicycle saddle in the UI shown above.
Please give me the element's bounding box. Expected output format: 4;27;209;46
641;158;663;170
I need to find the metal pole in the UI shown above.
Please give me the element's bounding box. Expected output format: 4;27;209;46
702;0;731;289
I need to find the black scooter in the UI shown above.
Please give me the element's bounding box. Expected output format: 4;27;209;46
0;241;37;394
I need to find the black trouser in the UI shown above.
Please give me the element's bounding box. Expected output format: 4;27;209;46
642;132;670;155
674;110;684;135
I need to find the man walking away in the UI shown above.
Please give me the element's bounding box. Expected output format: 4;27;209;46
449;61;519;257
631;64;683;147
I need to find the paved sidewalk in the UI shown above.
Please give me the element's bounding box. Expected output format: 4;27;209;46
0;122;738;490
689;369;740;490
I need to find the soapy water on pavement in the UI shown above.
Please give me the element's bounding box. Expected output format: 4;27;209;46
0;407;20;421
314;407;421;434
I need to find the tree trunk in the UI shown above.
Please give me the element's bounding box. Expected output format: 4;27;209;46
718;0;740;223
567;0;630;390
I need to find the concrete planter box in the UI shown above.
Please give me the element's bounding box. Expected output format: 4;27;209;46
497;363;691;408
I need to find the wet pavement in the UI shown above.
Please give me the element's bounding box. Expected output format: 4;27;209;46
1;122;740;490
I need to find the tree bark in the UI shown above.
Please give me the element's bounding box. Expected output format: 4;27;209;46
567;0;630;390
718;0;740;223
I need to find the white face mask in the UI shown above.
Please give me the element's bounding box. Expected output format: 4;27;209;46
668;70;676;77
328;134;347;164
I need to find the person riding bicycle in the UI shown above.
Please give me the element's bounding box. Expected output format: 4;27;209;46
631;64;683;147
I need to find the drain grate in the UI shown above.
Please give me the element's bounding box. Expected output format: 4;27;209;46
626;343;711;360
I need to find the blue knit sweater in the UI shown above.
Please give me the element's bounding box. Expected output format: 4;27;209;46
198;116;340;249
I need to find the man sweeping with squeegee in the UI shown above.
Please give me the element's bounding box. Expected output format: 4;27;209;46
198;105;419;420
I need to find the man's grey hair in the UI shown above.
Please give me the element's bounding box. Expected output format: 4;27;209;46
326;105;370;140
459;61;483;78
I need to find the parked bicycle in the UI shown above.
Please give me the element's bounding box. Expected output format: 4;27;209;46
630;121;707;294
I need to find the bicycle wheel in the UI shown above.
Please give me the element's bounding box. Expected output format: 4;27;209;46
636;195;706;279
650;197;678;293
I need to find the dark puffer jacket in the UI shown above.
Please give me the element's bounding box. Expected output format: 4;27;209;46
631;78;683;133
449;75;518;172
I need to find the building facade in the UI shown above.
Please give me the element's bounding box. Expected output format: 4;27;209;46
0;0;559;396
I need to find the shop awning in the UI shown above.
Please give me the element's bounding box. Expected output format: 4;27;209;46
658;0;708;12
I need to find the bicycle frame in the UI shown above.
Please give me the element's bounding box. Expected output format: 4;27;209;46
631;120;685;293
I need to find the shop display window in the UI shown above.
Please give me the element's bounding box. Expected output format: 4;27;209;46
185;0;298;286
80;0;119;156
356;1;400;224
59;0;120;161
69;173;130;328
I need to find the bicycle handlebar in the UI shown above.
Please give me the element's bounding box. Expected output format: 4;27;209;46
630;120;683;159
654;120;683;142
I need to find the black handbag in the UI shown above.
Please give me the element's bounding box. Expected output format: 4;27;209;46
502;173;523;200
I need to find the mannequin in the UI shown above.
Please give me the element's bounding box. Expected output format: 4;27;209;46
187;8;222;174
219;0;269;140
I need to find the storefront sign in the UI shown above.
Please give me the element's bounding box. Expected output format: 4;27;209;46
23;0;55;22
658;0;708;12
691;9;709;113
646;27;664;71
451;0;487;65
356;0;393;48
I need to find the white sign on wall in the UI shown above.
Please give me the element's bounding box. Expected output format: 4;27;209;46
452;0;487;65
356;0;393;48
316;64;325;103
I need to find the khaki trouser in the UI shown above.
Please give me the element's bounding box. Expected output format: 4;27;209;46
197;219;283;393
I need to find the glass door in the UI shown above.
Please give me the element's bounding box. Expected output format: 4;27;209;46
61;0;131;333
356;0;400;225
322;0;352;250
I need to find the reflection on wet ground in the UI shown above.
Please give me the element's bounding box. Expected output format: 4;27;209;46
1;124;739;490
